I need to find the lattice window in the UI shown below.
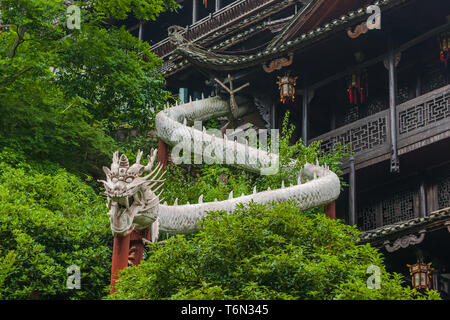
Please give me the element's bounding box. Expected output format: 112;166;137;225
397;82;411;105
320;116;388;155
382;189;415;225
358;204;377;231
398;90;450;135
422;64;448;95
438;177;450;209
342;105;360;125
366;98;387;117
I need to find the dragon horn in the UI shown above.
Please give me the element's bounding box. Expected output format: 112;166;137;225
136;150;143;165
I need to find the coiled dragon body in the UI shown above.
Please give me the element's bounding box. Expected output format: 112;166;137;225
100;95;341;240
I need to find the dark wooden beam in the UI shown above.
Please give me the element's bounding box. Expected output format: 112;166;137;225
419;182;427;218
215;0;222;12
349;156;356;226
310;22;450;90
302;89;309;144
138;22;143;41
388;36;400;173
193;0;199;24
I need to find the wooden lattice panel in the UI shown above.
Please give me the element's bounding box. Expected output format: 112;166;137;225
438;177;450;210
320;116;388;155
358;203;377;231
381;189;415;226
398;89;450;135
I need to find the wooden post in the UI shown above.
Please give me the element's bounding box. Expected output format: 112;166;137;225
325;201;336;220
215;0;222;11
192;0;199;24
138;22;143;41
419;182;427;218
349;156;356;226
388;37;400;173
415;76;422;98
302;89;309;145
110;232;131;294
158;138;169;168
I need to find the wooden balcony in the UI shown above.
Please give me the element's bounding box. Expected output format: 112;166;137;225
151;0;293;58
312;84;450;172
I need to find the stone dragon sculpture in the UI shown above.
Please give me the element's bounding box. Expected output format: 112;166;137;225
99;94;341;240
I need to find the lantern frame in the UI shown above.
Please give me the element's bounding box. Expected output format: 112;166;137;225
407;261;433;290
277;75;298;104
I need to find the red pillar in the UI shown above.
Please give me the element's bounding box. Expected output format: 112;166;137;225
128;229;151;267
325;201;336;220
158;138;169;168
110;232;131;294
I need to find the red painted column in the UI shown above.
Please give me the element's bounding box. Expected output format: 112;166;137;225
325;201;336;220
110;232;131;293
158;138;169;168
128;229;151;267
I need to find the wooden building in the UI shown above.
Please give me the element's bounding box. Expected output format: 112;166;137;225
133;0;450;297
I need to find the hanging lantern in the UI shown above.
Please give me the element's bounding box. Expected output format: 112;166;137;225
346;69;368;105
203;0;208;7
438;32;450;68
407;261;433;290
277;74;298;104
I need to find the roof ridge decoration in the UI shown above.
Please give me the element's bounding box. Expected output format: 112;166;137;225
162;0;408;76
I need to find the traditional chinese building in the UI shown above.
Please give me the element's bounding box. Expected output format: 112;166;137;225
131;0;450;297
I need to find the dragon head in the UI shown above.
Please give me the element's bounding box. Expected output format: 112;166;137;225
99;149;165;237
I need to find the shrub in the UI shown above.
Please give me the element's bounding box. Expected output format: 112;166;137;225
108;201;440;300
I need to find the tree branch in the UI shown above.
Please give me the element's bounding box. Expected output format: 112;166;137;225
8;26;26;58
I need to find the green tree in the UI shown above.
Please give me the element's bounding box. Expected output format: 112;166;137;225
108;201;440;300
0;0;178;177
0;149;112;299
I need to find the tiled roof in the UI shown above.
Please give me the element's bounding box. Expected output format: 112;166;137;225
360;207;450;242
161;0;410;77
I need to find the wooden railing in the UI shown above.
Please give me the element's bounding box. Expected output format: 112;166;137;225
397;84;450;153
312;109;391;168
151;0;292;58
312;84;450;169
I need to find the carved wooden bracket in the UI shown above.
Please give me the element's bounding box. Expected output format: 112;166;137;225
384;229;426;253
347;22;369;39
262;53;293;73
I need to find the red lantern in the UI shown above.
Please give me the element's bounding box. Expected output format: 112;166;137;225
407;261;433;290
203;0;208;7
277;74;298;104
438;32;450;68
347;69;368;105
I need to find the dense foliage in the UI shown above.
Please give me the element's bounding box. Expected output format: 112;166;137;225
0;0;178;177
108;201;440;300
0;149;111;299
0;0;177;300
